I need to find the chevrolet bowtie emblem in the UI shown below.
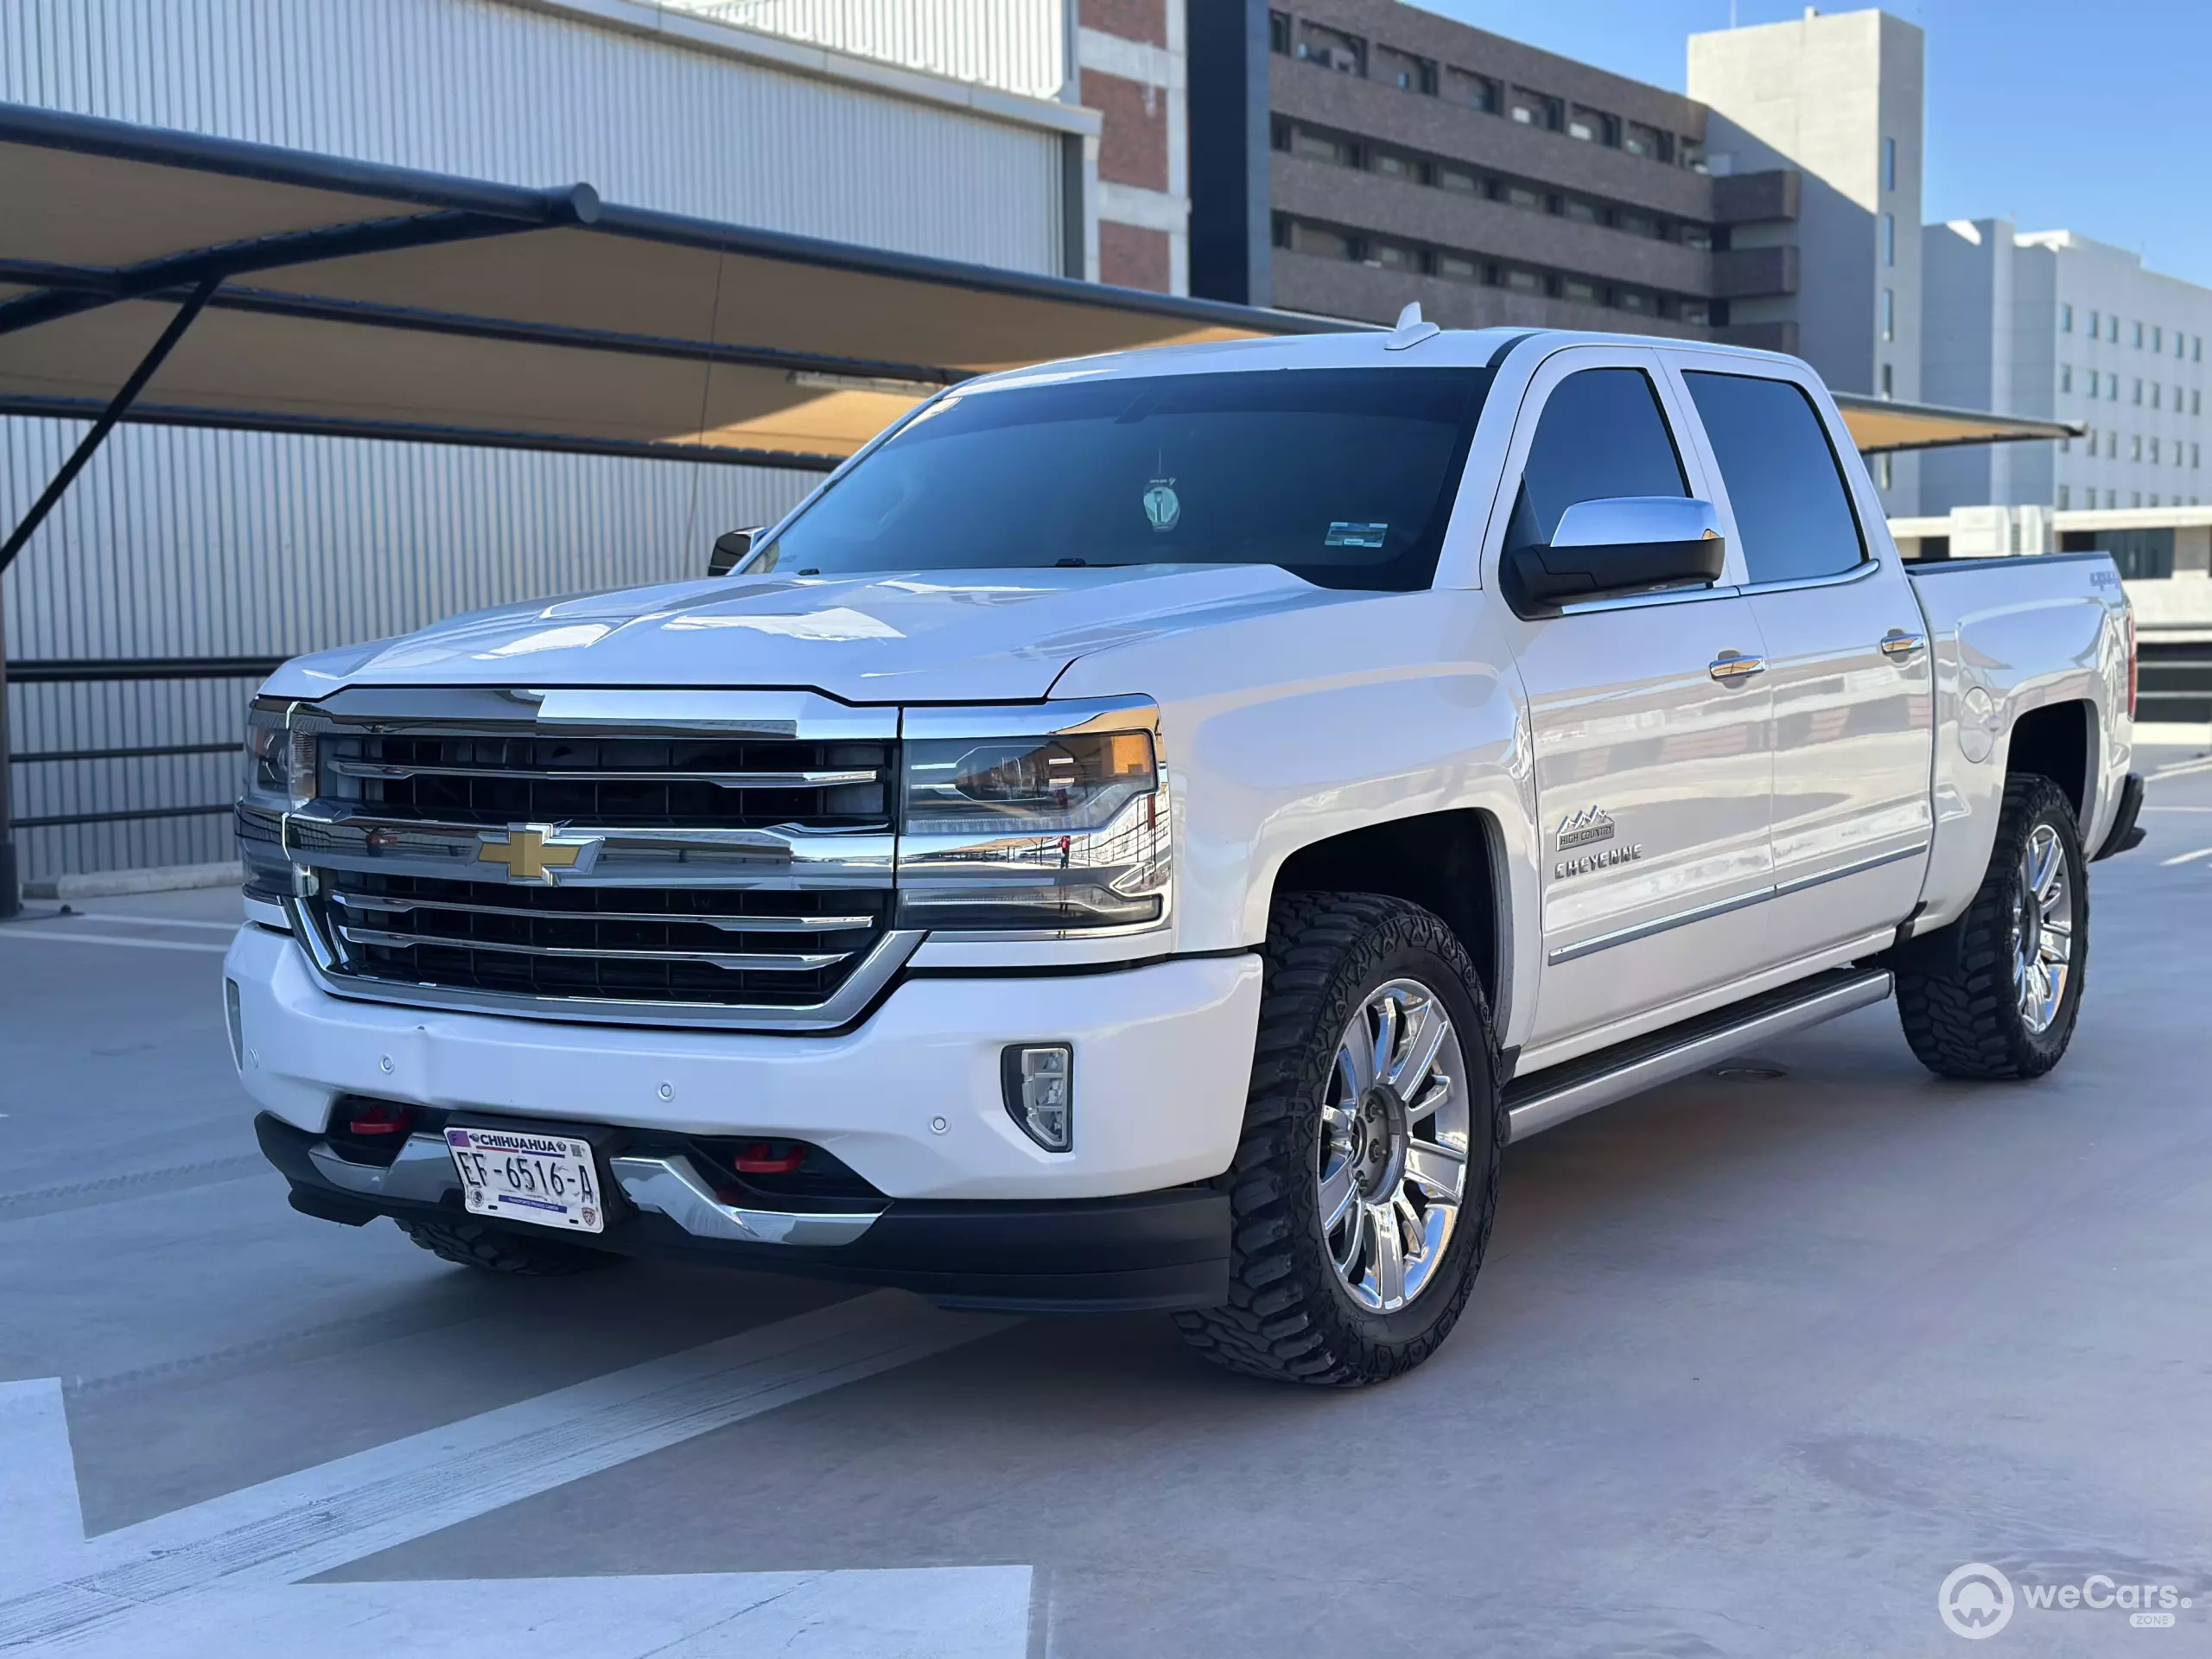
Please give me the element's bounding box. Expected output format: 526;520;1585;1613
477;825;599;883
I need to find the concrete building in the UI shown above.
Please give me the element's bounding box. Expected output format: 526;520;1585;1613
1687;7;1925;514
1189;0;1806;349
1922;221;2210;517
0;0;1100;881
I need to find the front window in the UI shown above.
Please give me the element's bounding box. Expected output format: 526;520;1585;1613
750;369;1495;594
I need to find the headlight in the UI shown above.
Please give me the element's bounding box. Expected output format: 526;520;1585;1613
898;715;1171;934
242;697;315;811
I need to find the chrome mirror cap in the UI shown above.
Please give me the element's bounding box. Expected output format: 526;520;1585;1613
1549;495;1723;550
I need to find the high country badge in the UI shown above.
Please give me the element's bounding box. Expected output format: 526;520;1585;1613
1554;807;1643;879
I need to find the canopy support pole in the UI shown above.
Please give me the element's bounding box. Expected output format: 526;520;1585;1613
0;278;217;919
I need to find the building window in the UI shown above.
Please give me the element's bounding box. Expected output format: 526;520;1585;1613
2194;442;2202;469
2132;435;2143;461
1681;301;1711;325
1371;44;1435;94
1268;10;1290;54
1678;225;1713;250
2088;308;2100;335
1295;22;1364;74
1367;241;1421;272
2196;337;2204;362
2152;383;2163;410
1436;165;1481;194
1679;140;1707;174
2061;302;2074;333
1624;122;1669;161
1880;362;1894;398
1616;289;1651;313
1878;453;1894;490
1561;277;1599;303
2151;437;2162;463
1561;196;1601;224
2107;490;2117;507
1442;67;1498;112
1567;105;1618;145
2151;493;2161;508
2057;485;2069;507
1882;213;1896;267
2133;493;2143;508
1503;267;1544;293
2177;332;2189;359
1289;128;1356;167
1883;136;1897;191
1285;221;1356;260
1436;253;1478;283
2133;378;2144;404
2133;320;2144;347
2109;315;2120;342
1370;149;1429;184
2176;384;2186;409
1503;183;1545;212
2060;365;2073;393
1881;289;1896;342
2107;432;2118;457
1508;87;1562;130
2195;391;2203;416
2108;373;2120;401
2153;326;2164;351
1616;210;1657;238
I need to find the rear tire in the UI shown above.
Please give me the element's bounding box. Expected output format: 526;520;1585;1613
1893;773;2088;1080
396;1215;616;1275
1174;893;1503;1387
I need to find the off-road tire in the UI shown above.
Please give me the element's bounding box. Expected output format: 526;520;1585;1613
1893;773;2088;1080
396;1215;616;1275
1173;893;1504;1386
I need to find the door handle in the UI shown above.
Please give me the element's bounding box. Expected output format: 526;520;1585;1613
1709;650;1765;683
1879;628;1927;659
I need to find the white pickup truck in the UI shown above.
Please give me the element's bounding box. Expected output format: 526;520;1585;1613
229;324;2145;1386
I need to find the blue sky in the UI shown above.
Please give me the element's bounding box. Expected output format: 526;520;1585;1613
1418;1;2212;289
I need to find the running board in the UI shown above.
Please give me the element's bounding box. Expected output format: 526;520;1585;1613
1503;967;1895;1143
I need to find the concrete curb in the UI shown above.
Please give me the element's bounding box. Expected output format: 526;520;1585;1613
24;862;243;900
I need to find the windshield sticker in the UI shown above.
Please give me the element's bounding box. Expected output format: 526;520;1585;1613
1325;522;1389;549
1142;479;1181;533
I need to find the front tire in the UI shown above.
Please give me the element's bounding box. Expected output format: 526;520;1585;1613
1894;773;2088;1080
1174;893;1504;1386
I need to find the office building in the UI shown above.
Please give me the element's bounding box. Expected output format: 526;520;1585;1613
1923;221;2209;517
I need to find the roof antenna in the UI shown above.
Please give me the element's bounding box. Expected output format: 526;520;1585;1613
1387;300;1441;351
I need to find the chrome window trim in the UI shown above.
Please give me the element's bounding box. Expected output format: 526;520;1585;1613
1739;558;1885;598
286;898;925;1032
1554;582;1738;618
1548;842;1928;964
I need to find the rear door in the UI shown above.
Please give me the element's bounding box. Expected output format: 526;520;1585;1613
1487;346;1775;1053
1666;355;1934;963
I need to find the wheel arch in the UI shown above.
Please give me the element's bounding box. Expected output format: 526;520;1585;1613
2005;697;2095;819
1267;808;1512;1036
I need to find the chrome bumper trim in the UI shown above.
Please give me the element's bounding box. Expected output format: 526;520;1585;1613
609;1154;884;1247
306;1132;460;1202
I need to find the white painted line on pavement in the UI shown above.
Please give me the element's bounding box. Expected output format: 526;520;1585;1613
57;1568;1033;1658
67;913;240;932
0;1291;1023;1652
2141;804;2212;812
2158;847;2212;867
0;928;226;954
2147;755;2212;781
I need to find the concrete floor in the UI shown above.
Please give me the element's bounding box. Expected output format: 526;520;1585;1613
5;749;2211;1656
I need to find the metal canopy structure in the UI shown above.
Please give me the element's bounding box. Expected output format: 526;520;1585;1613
0;99;2082;913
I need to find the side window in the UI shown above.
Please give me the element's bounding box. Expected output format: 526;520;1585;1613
1505;368;1688;551
1683;372;1866;583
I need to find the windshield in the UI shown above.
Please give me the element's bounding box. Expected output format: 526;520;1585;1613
749;366;1494;592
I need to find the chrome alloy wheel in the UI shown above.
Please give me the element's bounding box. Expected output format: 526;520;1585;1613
1318;978;1471;1313
2012;822;2074;1034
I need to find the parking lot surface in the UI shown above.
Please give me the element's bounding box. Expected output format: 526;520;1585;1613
5;748;2211;1657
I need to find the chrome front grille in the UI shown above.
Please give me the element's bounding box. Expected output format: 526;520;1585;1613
277;689;916;1030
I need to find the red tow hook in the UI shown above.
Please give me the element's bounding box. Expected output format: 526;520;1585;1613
734;1141;806;1174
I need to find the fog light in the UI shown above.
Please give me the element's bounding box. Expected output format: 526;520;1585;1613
1001;1044;1073;1152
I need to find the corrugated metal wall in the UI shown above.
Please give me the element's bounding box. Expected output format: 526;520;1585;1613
0;0;1067;880
3;426;817;877
687;0;1067;99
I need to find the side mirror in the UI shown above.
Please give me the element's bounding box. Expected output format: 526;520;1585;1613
1503;496;1727;613
709;527;760;577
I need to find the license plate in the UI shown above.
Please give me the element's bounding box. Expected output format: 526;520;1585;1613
444;1126;606;1233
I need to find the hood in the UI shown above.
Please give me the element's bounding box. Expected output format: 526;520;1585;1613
263;564;1372;704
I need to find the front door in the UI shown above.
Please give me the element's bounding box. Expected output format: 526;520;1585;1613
1669;358;1935;964
1488;347;1776;1056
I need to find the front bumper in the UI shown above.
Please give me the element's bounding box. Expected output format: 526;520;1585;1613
256;1114;1230;1313
225;923;1263;1202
